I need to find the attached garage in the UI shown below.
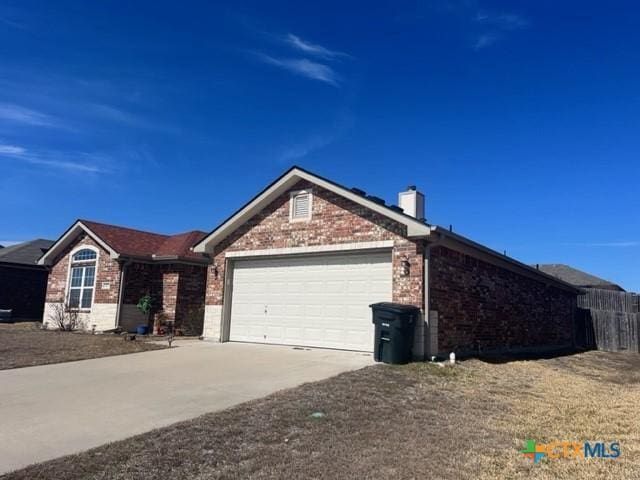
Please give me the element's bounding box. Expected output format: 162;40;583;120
228;251;392;351
195;166;580;360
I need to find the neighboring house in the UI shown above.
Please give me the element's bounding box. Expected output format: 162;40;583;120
538;264;639;352
193;166;580;359
536;264;625;292
0;239;54;321
38;220;208;334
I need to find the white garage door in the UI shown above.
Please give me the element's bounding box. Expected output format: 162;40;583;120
229;251;392;351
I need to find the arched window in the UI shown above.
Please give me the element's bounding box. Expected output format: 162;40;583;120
72;249;97;262
68;248;97;309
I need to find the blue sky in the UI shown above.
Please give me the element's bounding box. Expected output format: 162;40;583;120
1;1;639;291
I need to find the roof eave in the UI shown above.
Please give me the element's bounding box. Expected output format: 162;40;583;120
193;167;432;253
150;254;211;265
37;220;120;265
429;226;582;294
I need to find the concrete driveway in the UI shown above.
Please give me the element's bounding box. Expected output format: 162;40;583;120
0;341;373;474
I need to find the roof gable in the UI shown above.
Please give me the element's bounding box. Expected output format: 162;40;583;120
81;220;169;258
193;166;432;253
38;220;208;265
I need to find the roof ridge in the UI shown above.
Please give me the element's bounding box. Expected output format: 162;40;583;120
0;240;33;256
168;230;207;237
80;219;170;239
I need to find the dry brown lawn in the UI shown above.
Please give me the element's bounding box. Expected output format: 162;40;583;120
0;322;165;370
2;350;638;479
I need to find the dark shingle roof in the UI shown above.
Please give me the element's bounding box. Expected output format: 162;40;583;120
536;264;625;291
80;220;207;260
0;239;55;266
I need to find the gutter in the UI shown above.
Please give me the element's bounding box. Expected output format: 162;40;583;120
150;254;211;265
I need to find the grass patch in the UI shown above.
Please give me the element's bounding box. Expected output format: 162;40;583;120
0;322;165;370
2;350;638;479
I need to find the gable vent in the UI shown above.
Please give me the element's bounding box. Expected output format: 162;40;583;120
290;191;311;220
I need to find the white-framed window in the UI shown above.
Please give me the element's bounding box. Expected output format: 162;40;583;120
68;248;97;309
289;189;312;221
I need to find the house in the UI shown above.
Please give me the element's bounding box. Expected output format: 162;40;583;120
0;239;54;321
193;166;580;359
38;220;208;334
536;264;625;292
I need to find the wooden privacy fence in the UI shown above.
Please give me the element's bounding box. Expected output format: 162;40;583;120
576;289;640;353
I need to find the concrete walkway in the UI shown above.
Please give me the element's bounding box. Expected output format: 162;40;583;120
0;342;373;474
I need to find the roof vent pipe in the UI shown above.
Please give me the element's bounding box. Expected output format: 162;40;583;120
398;186;425;220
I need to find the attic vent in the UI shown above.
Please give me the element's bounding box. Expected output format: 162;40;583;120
290;190;312;221
351;187;366;196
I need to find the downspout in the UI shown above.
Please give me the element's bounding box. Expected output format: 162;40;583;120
115;259;131;328
424;229;445;359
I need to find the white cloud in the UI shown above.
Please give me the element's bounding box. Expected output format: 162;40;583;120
0;143;25;154
285;34;348;59
475;12;529;30
472;11;529;50
278;134;337;162
0;103;56;127
473;33;501;50
557;241;640;248
0;6;28;30
84;103;178;133
0;142;106;173
254;53;340;86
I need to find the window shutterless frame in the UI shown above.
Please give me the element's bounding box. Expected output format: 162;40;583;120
66;246;98;311
68;264;95;309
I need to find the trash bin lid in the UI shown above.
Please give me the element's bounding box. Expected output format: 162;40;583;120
369;302;421;314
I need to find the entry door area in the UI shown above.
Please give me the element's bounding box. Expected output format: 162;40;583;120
228;251;392;351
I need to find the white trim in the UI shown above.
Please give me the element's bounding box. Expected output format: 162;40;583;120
289;189;313;222
65;244;100;311
224;240;395;258
38;221;119;265
193;168;432;253
70;246;98;263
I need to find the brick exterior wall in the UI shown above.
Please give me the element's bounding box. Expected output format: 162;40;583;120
0;265;48;320
122;262;206;334
43;234;122;330
174;265;207;333
44;232;206;334
205;180;424;309
45;234;121;305
429;246;576;355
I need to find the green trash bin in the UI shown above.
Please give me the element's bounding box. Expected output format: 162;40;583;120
370;302;420;364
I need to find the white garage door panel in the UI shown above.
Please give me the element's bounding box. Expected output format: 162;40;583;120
229;252;392;351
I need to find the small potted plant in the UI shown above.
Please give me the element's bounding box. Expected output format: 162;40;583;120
136;293;153;335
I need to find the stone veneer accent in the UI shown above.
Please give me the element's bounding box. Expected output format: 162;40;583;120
429;246;576;356
42;302;118;331
202;305;223;339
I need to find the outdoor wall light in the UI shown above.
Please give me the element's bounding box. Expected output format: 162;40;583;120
400;256;411;277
